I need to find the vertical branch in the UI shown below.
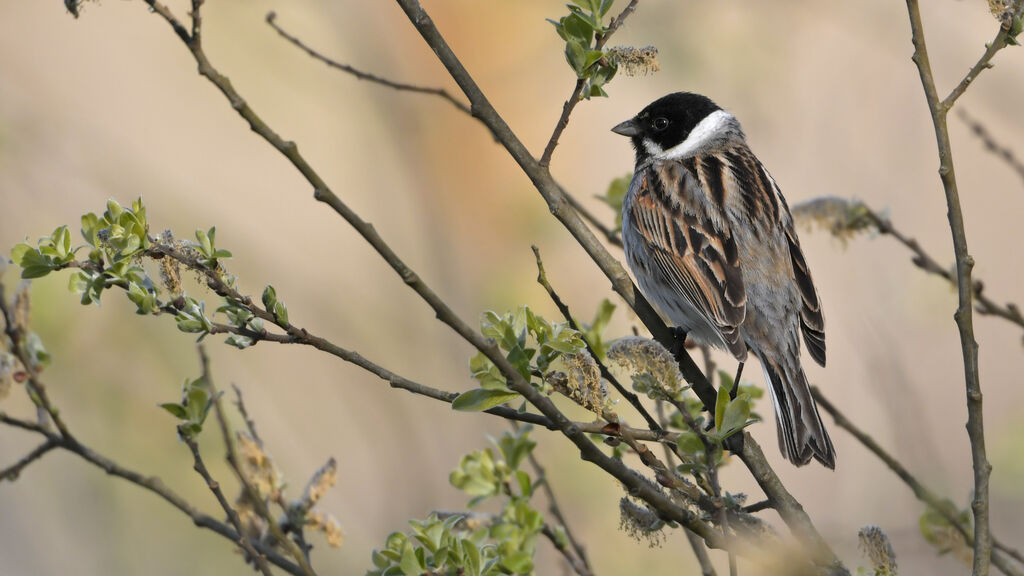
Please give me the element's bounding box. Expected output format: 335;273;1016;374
901;3;1020;574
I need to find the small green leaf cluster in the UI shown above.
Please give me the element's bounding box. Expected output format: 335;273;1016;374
454;307;585;412
8;198;295;351
10;225;78;279
371;428;545;576
159;376;221;438
193;227;232;269
368;514;501;576
548;0;619;98
449;427;544;574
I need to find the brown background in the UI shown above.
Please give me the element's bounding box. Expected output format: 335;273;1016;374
1;1;1022;574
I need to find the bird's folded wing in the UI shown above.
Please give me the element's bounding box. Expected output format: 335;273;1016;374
628;168;747;359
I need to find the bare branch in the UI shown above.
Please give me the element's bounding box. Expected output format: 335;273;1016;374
0;412;304;574
958;109;1024;189
182;434;275;576
0;439;58;482
201;348;318;576
265;11;471;116
901;3;1019;572
0;282;74;440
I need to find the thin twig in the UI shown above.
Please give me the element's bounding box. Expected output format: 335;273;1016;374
200;348;318;576
539;0;640;167
183;434;275;576
265;11;471;116
0;439;58;481
0;283;74;440
532;245;662;432
232;383;263;446
812;388;1023;576
902;4;1016;573
958;108;1024;189
567;193;622;247
0;413;304;574
862;207;1024;333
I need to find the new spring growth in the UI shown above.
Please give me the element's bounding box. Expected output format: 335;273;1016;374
618;498;666;548
607;336;683;400
858;526;898;576
605;46;660;76
790;196;876;247
553;350;607;414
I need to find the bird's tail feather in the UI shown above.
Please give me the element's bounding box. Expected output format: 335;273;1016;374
760;355;835;469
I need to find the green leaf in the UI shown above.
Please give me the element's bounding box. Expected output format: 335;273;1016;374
563;13;594;46
17;247;54;279
514;469;532;498
399;540;421;576
452;388;520;412
565;40;587;76
718;394;752;439
501;551;533;574
262;285;277;310
715;380;730;435
159;403;188;420
462;539;482;576
675;431;704;454
273;301;289;325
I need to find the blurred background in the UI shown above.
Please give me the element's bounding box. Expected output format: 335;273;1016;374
2;0;1023;574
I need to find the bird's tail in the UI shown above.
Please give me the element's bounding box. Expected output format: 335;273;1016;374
759;355;835;468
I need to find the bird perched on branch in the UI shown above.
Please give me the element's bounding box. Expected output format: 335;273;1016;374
612;92;835;468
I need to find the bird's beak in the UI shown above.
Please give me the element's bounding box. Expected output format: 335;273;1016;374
611;118;642;137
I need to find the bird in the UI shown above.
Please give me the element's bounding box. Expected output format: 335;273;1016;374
611;92;835;468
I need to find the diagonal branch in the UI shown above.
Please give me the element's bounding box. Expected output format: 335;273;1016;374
265;11;471;116
812;388;1023;576
0;439;58;482
0;412;304;575
532;245;662;432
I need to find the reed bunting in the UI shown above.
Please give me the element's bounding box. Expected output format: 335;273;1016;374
612;92;835;468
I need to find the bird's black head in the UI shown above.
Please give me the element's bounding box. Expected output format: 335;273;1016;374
612;92;726;163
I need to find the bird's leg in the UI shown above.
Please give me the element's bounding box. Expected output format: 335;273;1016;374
729;361;745;400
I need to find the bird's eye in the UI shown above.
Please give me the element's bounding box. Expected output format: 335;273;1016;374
653;117;670;131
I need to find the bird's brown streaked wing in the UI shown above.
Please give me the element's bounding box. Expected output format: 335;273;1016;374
629;167;747;360
784;221;826;366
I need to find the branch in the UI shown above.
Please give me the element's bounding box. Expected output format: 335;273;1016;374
958;109;1024;189
0;413;304;575
0;439;58;482
265;11;471;116
532;245;662;432
539;0;639;167
902;3;1017;573
812;388;1023;576
182;433;275;576
0;282;74;440
201;348;318;576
